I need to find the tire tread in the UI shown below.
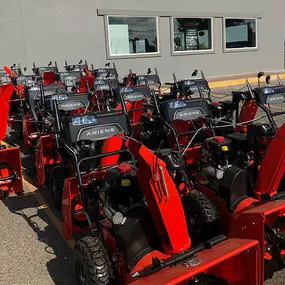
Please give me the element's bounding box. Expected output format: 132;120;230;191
73;236;112;285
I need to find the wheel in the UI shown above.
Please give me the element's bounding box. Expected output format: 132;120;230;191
73;236;112;285
182;191;221;245
49;167;66;210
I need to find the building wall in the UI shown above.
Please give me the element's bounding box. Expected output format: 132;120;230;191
0;0;27;65
0;0;284;81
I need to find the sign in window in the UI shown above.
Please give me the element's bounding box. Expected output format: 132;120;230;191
172;18;213;53
225;18;257;50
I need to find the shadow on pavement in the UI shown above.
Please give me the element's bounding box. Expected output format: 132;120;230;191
2;194;75;284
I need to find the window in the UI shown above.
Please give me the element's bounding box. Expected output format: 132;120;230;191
107;16;159;57
172;18;213;53
224;18;257;50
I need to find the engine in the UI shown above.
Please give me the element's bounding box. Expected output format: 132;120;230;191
138;113;170;149
101;163;160;272
199;136;249;211
200;136;232;180
102;163;144;218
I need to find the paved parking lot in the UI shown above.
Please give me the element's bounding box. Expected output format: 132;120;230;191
1;83;285;284
0;194;73;285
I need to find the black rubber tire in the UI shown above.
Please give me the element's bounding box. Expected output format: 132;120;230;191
49;167;66;210
182;191;221;245
73;236;112;285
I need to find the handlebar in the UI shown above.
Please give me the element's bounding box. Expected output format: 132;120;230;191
271;111;285;117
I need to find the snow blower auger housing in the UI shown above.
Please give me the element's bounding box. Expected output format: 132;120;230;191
35;92;91;188
32;62;60;85
120;89;285;283
67;136;261;285
0;84;23;198
211;74;285;135
41;95;262;285
92;62;118;79
176;113;285;282
22;83;68;148
164;71;211;101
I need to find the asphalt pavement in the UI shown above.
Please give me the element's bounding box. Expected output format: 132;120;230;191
0;129;74;285
1;83;285;284
0;194;73;285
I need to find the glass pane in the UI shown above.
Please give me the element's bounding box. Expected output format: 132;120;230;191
173;18;212;52
108;16;158;55
225;19;257;49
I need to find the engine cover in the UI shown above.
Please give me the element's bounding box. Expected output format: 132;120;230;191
104;164;142;208
159;98;210;122
61;110;131;144
219;166;248;211
226;132;248;153
115;206;160;271
247;123;275;138
203;136;231;155
255;86;285;105
202;136;231;167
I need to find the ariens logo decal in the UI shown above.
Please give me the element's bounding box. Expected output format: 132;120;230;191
86;127;116;136
125;94;144;100
178;110;200;117
268;96;284;101
59;102;82;108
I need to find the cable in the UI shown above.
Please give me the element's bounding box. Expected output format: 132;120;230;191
210;93;231;99
216;114;270;128
181;127;214;156
181;114;271;156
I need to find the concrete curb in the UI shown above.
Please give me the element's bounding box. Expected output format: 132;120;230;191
160;72;285;91
208;73;285;88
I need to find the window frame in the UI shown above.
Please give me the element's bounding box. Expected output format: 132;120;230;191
105;15;161;59
170;16;214;56
223;17;258;53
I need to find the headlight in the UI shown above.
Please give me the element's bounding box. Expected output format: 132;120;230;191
120;87;134;94
52;94;69;101
72;115;97;126
168;100;187;109
97;85;110;90
184;80;195;86
65;76;78;81
262;87;274;95
124;93;145;101
95;80;106;85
